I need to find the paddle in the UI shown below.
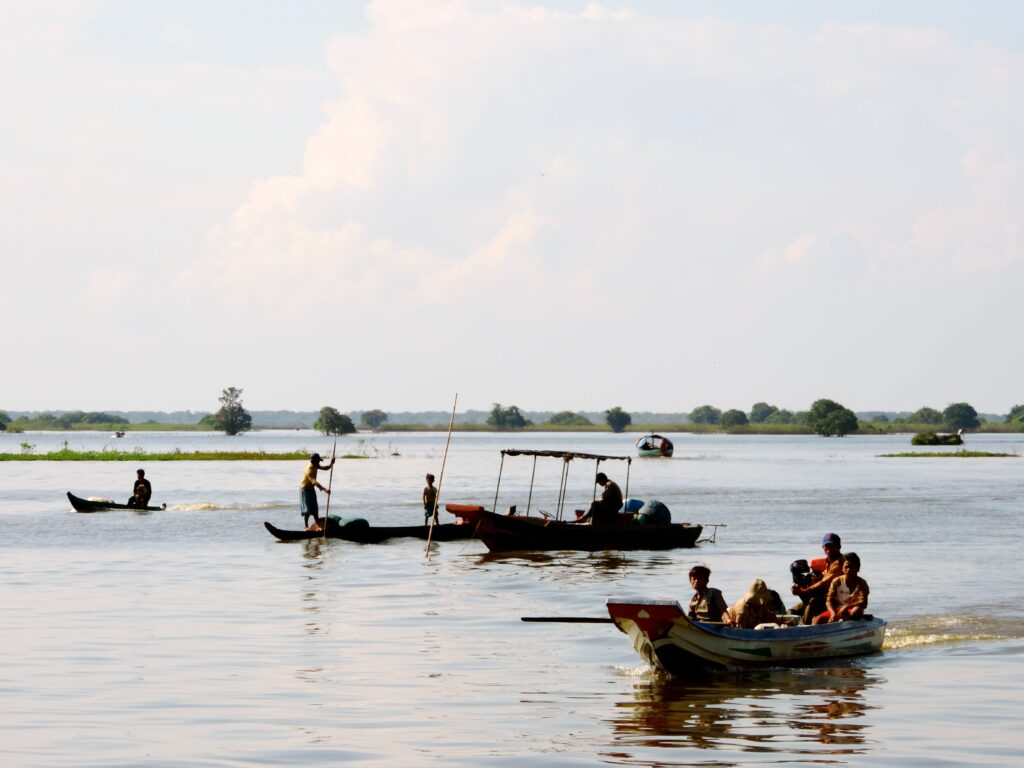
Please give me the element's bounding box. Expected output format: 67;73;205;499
425;393;458;556
322;438;337;541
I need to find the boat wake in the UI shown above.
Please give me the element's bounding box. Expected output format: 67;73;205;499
168;501;291;512
885;614;1024;649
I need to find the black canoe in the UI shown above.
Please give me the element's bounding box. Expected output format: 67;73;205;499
447;506;701;553
264;520;476;544
67;491;165;513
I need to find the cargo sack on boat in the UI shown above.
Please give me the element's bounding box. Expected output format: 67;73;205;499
635;500;670;525
623;498;644;513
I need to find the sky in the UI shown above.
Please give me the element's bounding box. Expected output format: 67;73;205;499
3;1;1022;415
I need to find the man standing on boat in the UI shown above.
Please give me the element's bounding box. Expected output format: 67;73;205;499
128;469;152;507
791;532;845;624
576;472;624;525
300;453;335;531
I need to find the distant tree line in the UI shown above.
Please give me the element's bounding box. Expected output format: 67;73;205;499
5;396;1022;436
0;410;129;431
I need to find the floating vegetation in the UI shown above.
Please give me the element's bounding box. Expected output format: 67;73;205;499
879;451;1016;458
911;431;963;446
0;449;368;462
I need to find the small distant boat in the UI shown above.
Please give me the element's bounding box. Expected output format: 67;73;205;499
67;491;165;512
636;434;673;457
112;431;125;438
607;598;886;677
263;519;475;544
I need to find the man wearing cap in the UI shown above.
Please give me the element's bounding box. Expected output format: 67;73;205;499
300;453;335;530
791;532;845;624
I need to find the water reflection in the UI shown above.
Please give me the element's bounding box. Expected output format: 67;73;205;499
609;664;882;760
472;550;680;575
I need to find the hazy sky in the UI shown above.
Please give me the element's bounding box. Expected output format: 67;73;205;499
4;1;1022;414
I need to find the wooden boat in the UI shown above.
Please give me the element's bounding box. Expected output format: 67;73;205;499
263;519;476;544
607;598;886;677
447;505;701;552
636;434;674;457
445;448;702;553
67;491;165;512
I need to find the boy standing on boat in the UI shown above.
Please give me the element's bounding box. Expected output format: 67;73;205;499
423;474;438;524
300;453;335;531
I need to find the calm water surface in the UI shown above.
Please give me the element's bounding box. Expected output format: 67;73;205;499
2;430;1023;766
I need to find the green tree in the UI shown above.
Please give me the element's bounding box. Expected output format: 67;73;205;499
361;409;389;430
943;402;979;430
749;402;778;423
316;406;356;436
689;405;721;425
721;409;749;427
212;387;252;436
0;411;8;431
765;409;794;424
604;406;632;433
910;407;943;425
1005;404;1024;424
807;398;859;437
547;411;592;427
487;403;531;430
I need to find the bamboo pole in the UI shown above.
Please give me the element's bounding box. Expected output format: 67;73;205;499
425;394;458;555
322;438;337;541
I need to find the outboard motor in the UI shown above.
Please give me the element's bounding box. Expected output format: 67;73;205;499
790;559;816;588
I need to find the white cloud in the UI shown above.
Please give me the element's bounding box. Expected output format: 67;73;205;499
7;1;1024;410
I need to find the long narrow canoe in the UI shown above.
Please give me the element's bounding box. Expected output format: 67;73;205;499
264;520;476;544
67;491;165;513
607;598;886;676
446;505;701;553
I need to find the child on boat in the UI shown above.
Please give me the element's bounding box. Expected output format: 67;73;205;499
814;552;869;624
687;565;733;624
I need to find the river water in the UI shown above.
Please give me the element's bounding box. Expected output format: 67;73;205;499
1;429;1022;766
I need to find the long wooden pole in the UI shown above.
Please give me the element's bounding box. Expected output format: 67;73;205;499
425;393;458;555
322;438;337;541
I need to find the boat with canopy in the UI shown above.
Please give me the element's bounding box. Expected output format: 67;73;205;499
446;449;702;552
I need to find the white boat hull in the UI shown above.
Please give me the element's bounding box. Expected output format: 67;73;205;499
607;599;885;676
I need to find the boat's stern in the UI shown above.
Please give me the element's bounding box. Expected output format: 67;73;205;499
445;503;486;522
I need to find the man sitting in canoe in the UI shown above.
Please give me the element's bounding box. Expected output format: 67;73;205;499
127;469;152;507
575;472;626;525
300;453;335;531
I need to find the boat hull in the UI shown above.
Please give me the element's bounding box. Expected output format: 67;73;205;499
263;520;475;544
637;447;674;457
607;599;886;676
67;491;164;513
447;507;701;553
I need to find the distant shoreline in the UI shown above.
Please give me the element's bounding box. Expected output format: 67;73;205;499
0;450;368;462
3;423;1021;435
